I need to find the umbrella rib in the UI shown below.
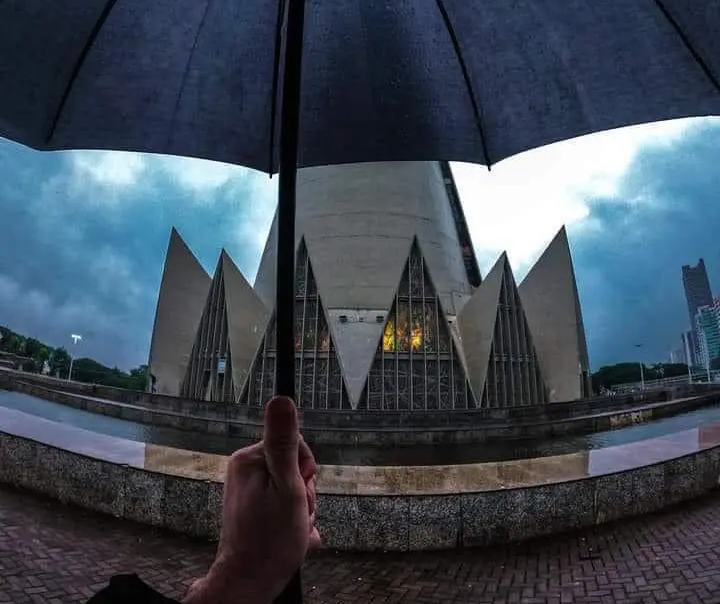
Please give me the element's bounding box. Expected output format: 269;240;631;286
650;0;720;94
167;0;215;152
46;0;121;143
434;0;492;169
268;0;289;174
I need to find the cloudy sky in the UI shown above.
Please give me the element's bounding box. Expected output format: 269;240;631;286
1;116;719;371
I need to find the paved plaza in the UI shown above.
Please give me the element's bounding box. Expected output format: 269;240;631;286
1;484;720;604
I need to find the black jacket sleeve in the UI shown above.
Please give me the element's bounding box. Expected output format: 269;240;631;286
86;574;182;604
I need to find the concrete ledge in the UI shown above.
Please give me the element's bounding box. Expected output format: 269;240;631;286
5;379;719;447
6;367;716;430
2;408;720;551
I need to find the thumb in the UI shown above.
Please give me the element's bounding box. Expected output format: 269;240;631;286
263;396;301;491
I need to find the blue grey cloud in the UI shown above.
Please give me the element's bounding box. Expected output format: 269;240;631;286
570;121;720;368
0;139;273;369
1;121;719;373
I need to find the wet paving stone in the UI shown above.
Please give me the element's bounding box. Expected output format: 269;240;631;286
2;484;720;603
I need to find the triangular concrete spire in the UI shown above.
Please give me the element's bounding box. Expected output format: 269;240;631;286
180;254;227;400
180;251;268;402
252;208;280;309
456;254;507;401
301;217;411;312
148;228;211;396
221;251;269;399
458;253;547;406
519;226;590;401
321;236;414;406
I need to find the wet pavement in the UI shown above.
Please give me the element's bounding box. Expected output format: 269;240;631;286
2;483;720;604
2;389;720;465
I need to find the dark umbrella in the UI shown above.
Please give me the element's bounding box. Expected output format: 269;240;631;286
1;1;719;603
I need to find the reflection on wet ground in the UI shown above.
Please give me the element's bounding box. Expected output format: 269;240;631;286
2;402;719;493
2;389;720;465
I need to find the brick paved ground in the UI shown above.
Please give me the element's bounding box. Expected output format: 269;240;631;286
2;485;720;604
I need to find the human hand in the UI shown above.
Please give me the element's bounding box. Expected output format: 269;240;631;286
184;396;321;604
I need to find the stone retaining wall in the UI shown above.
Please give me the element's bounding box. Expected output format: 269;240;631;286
3;368;710;430
1;428;719;551
3;379;718;447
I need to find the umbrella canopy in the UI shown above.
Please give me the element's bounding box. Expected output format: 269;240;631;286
1;0;718;173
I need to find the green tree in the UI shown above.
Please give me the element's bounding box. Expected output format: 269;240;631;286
5;334;23;354
128;365;149;391
50;347;72;378
655;363;691;378
24;337;43;359
592;363;644;390
1;324;147;390
592;361;690;391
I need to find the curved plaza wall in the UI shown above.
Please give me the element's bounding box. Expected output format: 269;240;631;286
1;404;719;551
2;370;716;447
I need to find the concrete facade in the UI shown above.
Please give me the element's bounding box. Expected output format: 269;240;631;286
149;162;590;408
148;229;211;396
458;254;547;407
519;227;590;402
254;161;475;315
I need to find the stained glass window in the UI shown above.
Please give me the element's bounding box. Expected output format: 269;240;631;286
480;263;547;408
359;240;473;411
242;240;351;410
181;260;235;402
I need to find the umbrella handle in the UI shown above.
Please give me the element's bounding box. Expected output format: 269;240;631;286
274;572;303;604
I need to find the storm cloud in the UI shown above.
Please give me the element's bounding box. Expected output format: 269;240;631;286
0;118;719;371
0;140;275;369
570;120;720;367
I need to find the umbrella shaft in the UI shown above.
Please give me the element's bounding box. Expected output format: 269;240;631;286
274;0;307;603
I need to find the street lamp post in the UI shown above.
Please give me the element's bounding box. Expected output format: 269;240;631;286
635;344;645;391
68;334;82;381
683;332;694;385
706;356;711;383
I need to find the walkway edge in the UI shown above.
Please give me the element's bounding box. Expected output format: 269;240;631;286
1;428;719;551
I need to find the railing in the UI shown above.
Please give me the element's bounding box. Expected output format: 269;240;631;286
612;370;720;394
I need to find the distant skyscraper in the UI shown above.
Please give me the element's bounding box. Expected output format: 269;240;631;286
668;348;685;365
682;330;696;367
695;298;720;368
682;258;713;366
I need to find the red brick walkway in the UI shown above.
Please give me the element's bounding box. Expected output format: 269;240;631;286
2;484;720;604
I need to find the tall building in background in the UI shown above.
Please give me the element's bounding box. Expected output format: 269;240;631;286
668;348;686;365
695;298;720;368
682;330;695;367
149;161;591;408
683;258;713;366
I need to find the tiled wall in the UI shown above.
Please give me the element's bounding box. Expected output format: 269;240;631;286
1;430;718;551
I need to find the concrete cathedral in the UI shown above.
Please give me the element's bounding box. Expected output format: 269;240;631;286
148;161;591;410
